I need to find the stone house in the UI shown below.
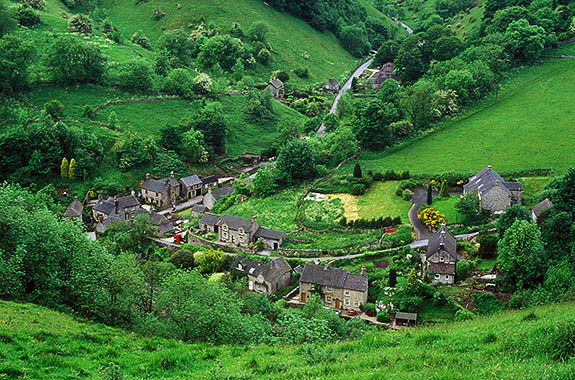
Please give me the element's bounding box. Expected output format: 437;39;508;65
92;194;140;223
141;172;180;209
463;165;522;213
201;175;218;192
254;226;286;250
232;257;292;296
423;225;465;285
532;198;554;223
369;62;400;89
267;77;285;99
179;174;203;198
64;197;84;221
191;204;208;218
323;78;340;95
199;213;220;233
299;263;368;311
95;207;174;235
203;186;234;210
218;214;260;248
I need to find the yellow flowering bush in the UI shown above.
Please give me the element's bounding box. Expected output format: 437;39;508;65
418;207;446;230
457;180;464;185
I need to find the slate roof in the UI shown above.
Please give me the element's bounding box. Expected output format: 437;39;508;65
202;175;218;185
64;197;83;218
93;199;115;215
428;262;456;275
199;213;220;226
211;186;234;201
464;166;521;196
269;78;284;89
395;312;418;321
232;257;291;284
180;174;202;188
426;225;457;259
142;177;179;193
94;195;140;215
324;78;339;90
255;226;286;241
300;263;367;292
191;204;208;213
219;213;255;231
232;257;261;275
533;198;554;218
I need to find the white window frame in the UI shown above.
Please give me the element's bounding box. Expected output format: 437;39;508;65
353;300;359;307
439;256;444;262
435;274;440;279
222;231;229;240
344;290;350;296
326;286;332;292
445;275;449;280
326;296;332;303
344;299;350;306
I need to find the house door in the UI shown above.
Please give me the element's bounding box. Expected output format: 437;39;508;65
335;299;341;309
195;188;201;197
301;293;306;302
273;242;278;250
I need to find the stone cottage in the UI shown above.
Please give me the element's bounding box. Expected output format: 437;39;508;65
423;225;465;285
218;214;260;248
299;263;368;311
179;174;203;199
267;77;285;99
255;227;286;250
92;194;140;223
64;196;83;221
140;172;180;209
463;165;522;213
369;62;400;89
203;186;234;210
323;78;340;95
232;257;292;296
201;175;218;192
532;198;554;223
199;212;220;233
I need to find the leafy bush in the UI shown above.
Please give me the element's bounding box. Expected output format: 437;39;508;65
163;68;194;97
24;0;44;9
376;311;390;323
68;14;93;34
131;30;151;50
478;234;498;258
17;5;40;27
294;67;309;78
365;303;376;316
473;292;505;315
455;260;472;281
153;7;166;20
351;183;366;196
455;307;475;321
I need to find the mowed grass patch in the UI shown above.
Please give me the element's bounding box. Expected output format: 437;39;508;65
350;57;575;175
420;196;463;225
99;0;358;86
328;181;412;221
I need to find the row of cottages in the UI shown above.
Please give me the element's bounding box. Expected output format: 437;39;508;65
423;225;466;285
232;257;292;295
198;213;286;250
463;165;522;214
92;193;174;235
300;263;368;311
141;172;219;209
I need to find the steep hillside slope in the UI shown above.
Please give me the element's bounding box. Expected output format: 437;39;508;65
351;53;575;175
2;299;575;379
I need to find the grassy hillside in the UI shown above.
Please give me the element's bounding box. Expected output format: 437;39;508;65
2;299;575;379
350;54;575;176
98;0;359;85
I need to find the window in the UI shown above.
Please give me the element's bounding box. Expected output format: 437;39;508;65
222;224;228;232
222;231;229;240
445;275;449;280
344;290;350;296
435;274;440;279
345;299;350;306
439;256;444;262
326;286;332;292
353;300;359;307
326;296;332;303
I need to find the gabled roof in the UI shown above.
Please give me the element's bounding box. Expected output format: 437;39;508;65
269;78;284;89
533;198;554;218
211;186;234;201
64;197;83;218
324;78;339;89
199;213;220;226
427;225;457;259
94;195;140;214
142;177;179;193
219;213;255;231
464;166;521;196
255;226;286;241
180;174;202;188
232;257;261;275
93;199;115;214
192;204;208;213
395;311;417;321
232;257;292;284
300;263;367;292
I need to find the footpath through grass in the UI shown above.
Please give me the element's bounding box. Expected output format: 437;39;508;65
3;299;575;379
351;55;575;175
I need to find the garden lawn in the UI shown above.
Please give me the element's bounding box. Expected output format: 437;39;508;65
347;55;575;175
328;181;412;221
420;196;463;225
519;176;551;207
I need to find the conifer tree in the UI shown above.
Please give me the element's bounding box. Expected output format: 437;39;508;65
353;162;362;178
60;157;69;179
439;179;449;198
68;158;76;179
426;183;433;205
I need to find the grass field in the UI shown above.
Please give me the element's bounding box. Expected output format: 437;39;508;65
98;0;359;86
349;55;575;175
328;181;412;221
420;195;463;225
3;299;575;379
518;176;552;207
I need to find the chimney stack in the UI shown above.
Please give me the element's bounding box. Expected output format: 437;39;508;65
146;173;150;179
114;196;119;214
361;266;366;276
170;170;174;178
